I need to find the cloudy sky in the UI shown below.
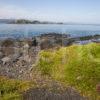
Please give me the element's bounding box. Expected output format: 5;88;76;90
0;0;100;24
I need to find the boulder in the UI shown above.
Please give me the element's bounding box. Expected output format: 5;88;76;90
1;57;11;65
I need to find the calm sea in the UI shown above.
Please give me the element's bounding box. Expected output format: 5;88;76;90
0;24;100;39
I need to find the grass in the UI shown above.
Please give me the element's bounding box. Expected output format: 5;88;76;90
38;43;100;99
0;76;34;100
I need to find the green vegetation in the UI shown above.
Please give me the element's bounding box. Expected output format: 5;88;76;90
38;43;100;99
0;76;34;100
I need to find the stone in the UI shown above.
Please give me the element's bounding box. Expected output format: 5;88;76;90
96;84;100;93
1;57;11;65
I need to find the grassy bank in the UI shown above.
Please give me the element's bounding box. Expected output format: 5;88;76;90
38;43;100;99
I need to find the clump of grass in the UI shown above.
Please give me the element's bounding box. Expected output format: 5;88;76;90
38;43;100;99
0;76;34;100
38;48;66;77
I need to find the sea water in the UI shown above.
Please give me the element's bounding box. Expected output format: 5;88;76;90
0;24;100;39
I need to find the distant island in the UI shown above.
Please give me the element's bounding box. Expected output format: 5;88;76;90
0;19;63;24
0;19;100;25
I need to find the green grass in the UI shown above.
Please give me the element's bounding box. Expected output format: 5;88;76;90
38;43;100;99
0;76;34;100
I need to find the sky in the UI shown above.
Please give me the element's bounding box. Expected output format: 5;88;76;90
0;0;100;24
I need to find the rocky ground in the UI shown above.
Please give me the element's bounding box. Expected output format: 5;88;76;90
23;87;87;100
0;33;100;100
0;33;100;79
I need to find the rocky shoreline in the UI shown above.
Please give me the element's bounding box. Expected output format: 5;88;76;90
0;33;100;79
0;33;99;100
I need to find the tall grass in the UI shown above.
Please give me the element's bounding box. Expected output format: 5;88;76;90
38;43;100;99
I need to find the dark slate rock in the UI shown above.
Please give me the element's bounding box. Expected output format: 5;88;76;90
23;88;88;100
